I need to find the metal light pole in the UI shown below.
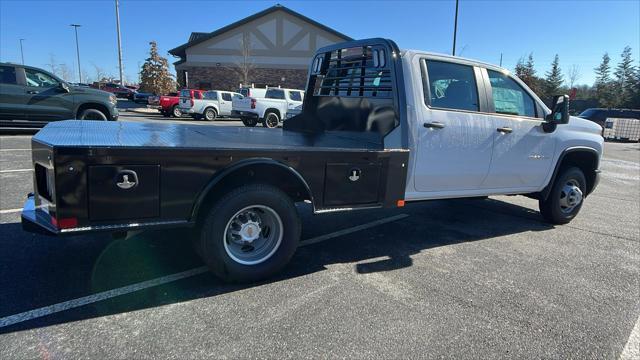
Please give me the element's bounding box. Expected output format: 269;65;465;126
115;0;124;85
452;0;459;56
19;39;25;64
70;24;82;82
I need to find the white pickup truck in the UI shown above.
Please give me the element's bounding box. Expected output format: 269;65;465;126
22;39;603;283
179;90;242;120
232;87;304;128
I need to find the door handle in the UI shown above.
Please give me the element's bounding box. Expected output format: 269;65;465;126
497;127;513;134
26;90;39;94
424;122;445;129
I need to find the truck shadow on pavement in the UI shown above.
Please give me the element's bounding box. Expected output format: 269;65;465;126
0;197;552;334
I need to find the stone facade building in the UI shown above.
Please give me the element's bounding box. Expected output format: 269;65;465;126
168;5;351;91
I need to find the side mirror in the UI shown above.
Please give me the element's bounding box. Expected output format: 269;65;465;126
543;95;569;133
545;95;569;124
59;82;70;93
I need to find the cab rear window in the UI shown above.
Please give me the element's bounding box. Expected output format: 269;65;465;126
180;90;191;97
0;66;16;84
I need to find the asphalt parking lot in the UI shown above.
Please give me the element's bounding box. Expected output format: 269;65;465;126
0;115;638;358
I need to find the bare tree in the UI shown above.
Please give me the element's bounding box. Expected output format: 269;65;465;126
92;63;107;87
46;53;59;75
58;63;73;82
81;69;92;84
233;32;255;87
567;64;581;88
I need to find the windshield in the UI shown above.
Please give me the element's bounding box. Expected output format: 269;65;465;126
578;109;597;118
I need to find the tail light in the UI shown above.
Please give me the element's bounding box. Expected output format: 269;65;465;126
51;216;78;229
250;98;256;109
190;97;194;107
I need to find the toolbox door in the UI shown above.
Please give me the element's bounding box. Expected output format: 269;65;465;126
323;162;381;206
88;165;160;221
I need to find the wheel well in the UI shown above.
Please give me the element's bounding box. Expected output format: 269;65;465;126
264;108;280;119
193;162;312;224
76;103;110;119
204;106;218;114
557;150;599;196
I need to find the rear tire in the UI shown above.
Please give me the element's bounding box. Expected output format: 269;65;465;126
241;117;258;127
77;108;108;121
172;105;182;118
204;107;217;121
198;184;300;283
263;111;279;128
539;167;586;224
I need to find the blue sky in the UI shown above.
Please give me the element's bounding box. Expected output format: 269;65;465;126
1;0;638;85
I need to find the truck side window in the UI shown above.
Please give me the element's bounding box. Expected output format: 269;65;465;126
425;60;479;112
204;91;217;100
0;66;17;84
24;68;59;88
221;93;232;101
194;92;202;100
266;89;285;99
487;70;536;118
288;91;302;101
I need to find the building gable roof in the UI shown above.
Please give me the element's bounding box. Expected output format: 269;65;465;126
168;4;352;58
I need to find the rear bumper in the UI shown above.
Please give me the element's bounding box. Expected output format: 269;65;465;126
231;110;258;119
21;195;59;236
21;194;193;236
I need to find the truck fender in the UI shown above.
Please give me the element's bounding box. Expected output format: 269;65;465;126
263;108;281;120
190;158;315;220
540;146;600;201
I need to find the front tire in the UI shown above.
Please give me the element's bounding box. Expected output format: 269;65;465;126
77;108;108;120
262;112;279;128
198;184;300;283
539;167;586;224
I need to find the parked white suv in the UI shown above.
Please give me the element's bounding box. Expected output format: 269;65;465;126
179;90;241;121
232;88;304;128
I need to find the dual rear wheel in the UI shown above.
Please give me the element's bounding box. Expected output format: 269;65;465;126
197;184;300;283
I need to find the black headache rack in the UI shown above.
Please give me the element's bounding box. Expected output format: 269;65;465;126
284;38;408;149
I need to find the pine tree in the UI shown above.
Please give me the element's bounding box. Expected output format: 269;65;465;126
594;53;615;107
139;41;176;95
544;54;564;100
515;53;543;98
514;57;526;79
614;46;637;107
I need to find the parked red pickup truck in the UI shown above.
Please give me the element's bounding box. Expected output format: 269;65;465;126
154;92;181;117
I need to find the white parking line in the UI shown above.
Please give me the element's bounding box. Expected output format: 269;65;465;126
0;169;32;173
620;314;640;360
0;208;22;214
0;213;409;328
299;214;409;247
0;149;30;151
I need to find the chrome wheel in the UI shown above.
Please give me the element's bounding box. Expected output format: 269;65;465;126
205;108;216;121
172;106;182;117
559;179;583;214
223;205;283;265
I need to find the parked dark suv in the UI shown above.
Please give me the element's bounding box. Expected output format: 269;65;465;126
0;63;118;130
578;108;640;127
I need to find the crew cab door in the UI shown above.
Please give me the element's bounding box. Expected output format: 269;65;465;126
480;69;555;189
219;92;233;116
20;67;75;122
0;65;26;121
413;59;494;193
